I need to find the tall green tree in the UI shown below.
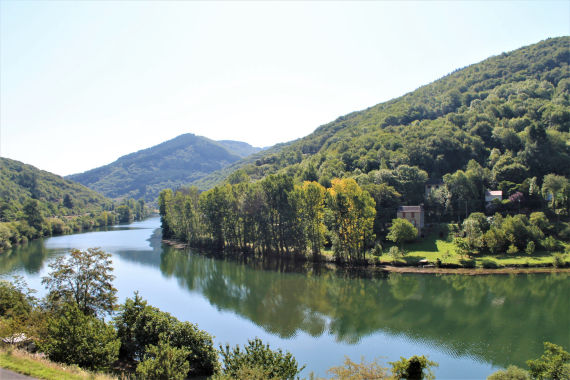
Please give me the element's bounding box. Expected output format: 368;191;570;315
42;248;117;317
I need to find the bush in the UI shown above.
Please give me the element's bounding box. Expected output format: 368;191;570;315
487;365;530;380
219;338;305;379
553;254;567;268
136;340;190;380
541;236;563;252
41;302;120;370
389;355;438;380
525;241;535;255
482;260;499;269
527;342;570;380
114;293;218;377
507;244;519;254
460;259;476;268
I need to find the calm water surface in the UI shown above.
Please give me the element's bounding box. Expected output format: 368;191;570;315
1;217;568;379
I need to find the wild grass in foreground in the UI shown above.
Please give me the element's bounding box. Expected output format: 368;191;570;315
0;347;117;380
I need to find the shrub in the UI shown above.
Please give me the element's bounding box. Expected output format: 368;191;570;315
389;355;438;380
541;236;563;252
525;241;535;255
41;302;120;370
219;338;305;379
482;260;499;269
527;342;570;380
487;365;530;380
136;340;190;380
507;244;519;254
553;254;567;268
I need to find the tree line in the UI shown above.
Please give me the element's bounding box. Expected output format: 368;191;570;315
159;175;376;262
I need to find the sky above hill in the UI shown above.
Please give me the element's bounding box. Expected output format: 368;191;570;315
1;1;569;176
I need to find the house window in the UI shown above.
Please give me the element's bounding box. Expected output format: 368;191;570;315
411;212;415;218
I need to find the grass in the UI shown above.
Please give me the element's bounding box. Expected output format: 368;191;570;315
0;347;117;380
374;228;569;269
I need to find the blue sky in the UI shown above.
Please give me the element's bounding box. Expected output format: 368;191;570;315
1;1;569;176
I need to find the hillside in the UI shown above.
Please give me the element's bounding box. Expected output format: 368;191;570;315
67;134;262;202
0;157;150;251
193;37;570;190
0;157;113;219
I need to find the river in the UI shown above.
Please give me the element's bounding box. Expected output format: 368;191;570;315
0;217;568;379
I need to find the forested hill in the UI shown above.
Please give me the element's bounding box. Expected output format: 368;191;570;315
193;37;570;189
67;133;262;202
0;157;112;218
0;157;149;251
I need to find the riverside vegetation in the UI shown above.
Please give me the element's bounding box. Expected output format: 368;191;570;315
0;157;151;252
160;37;570;268
1;248;567;379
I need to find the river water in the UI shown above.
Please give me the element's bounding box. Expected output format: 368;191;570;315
0;217;568;379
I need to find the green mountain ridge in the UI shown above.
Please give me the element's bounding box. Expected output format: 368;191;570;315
0;157;113;219
191;37;570;190
67;133;262;203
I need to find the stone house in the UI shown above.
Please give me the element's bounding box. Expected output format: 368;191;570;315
425;179;444;197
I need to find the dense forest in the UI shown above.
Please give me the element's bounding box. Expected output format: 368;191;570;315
67;134;262;203
161;37;569;262
0;158;150;251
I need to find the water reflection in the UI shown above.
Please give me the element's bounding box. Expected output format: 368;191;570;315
159;247;569;369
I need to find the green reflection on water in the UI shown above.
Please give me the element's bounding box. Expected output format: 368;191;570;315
159;247;569;369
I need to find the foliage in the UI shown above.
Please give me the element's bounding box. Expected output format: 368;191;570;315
526;342;570;380
326;356;388;379
219;338;305;379
40;302;120;371
135;340;190;380
191;38;570;211
327;178;376;261
0;157;150;252
387;218;418;249
42;248;117;317
487;365;530;380
389;355;438;380
114;293;218;377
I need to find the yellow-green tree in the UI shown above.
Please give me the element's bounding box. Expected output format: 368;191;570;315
327;178;376;261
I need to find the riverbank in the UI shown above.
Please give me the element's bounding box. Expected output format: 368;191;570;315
162;239;570;275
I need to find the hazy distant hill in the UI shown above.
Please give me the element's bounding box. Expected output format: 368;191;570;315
192;37;570;188
67;133;262;202
0;157;113;219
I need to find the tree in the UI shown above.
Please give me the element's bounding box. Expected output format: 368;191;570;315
136;340;191;380
526;342;570;380
22;199;43;231
114;293;218;377
542;174;569;218
219;338;305;380
63;194;74;209
387;218;418;250
41;302;120;370
389;355;438;380
327;178;376;261
42;248;117;317
299;181;326;258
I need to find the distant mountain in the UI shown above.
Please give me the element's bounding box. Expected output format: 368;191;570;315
67;133;262;202
0;157;113;219
192;37;570;189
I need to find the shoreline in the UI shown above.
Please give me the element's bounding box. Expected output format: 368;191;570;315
162;239;570;276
